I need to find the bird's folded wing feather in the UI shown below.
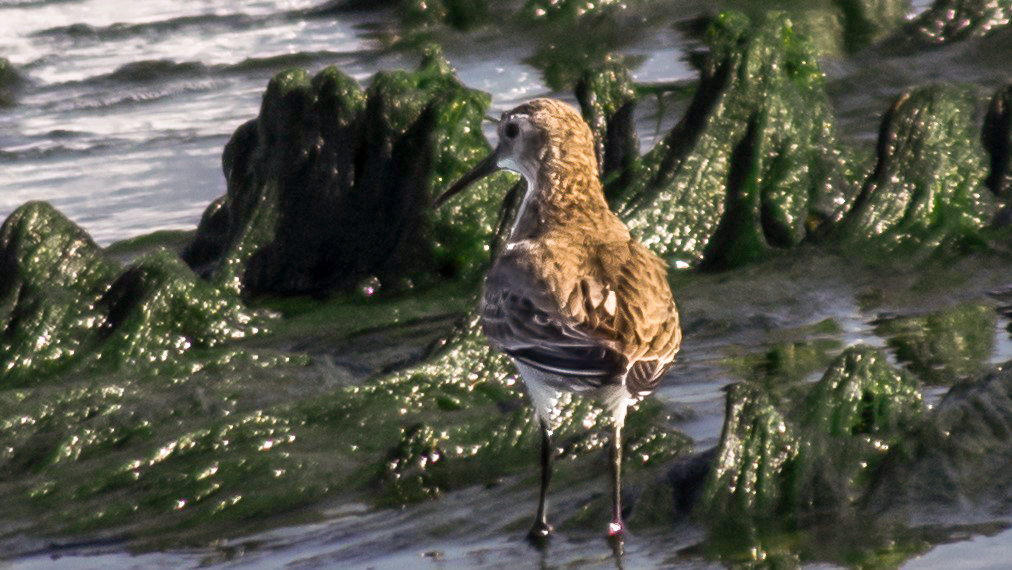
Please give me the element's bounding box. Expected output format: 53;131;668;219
593;240;681;396
482;238;680;394
482;249;623;387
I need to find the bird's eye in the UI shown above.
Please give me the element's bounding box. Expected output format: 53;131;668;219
503;122;520;139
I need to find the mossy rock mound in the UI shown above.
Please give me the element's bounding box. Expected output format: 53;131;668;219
712;0;910;55
2;315;686;539
0;202;120;381
0;202;269;383
183;48;513;297
612;11;852;270
793;346;923;516
699;346;923;544
836;83;996;256
868;361;1012;515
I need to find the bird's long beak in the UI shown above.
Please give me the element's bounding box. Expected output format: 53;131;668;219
432;149;499;209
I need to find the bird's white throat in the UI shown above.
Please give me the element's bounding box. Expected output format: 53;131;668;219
498;157;540;239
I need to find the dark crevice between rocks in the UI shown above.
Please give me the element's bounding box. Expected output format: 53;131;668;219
575;61;639;201
983;84;1012;225
699;112;767;272
615;51;734;219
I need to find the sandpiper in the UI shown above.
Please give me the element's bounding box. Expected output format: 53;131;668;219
434;98;681;541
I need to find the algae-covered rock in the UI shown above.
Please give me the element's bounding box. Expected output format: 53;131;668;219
0;202;269;383
364;318;687;508
0;57;22;107
86;250;271;374
875;303;996;385
184;49;511;296
700;382;800;537
700;346;922;538
909;0;1012;44
717;0;910;55
837;84;996;255
794;346;923;515
615;11;851;270
575;60;639;197
803;346;923;440
6;315;685;539
0;202;120;381
868;362;1012;514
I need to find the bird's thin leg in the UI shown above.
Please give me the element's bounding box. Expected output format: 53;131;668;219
528;418;554;542
608;420;625;539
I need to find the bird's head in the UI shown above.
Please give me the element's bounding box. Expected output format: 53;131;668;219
432;98;597;208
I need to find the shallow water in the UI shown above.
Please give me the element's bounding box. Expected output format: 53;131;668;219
4;0;1012;567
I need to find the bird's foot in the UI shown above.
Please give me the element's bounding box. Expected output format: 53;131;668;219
526;520;553;548
607;519;625;541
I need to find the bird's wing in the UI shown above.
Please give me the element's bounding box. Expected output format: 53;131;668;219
588;240;681;396
482;237;681;396
482;246;624;389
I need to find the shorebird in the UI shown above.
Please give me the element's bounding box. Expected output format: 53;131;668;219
433;98;681;541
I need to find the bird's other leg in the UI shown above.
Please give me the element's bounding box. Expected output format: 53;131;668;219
608;420;625;540
528;417;554;543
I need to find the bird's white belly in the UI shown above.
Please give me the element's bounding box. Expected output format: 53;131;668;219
512;359;635;431
512;360;563;427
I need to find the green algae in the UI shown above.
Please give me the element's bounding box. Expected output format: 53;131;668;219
330;318;688;509
0;302;685;541
802;346;923;441
614;11;851;270
794;346;923;517
0;202;271;384
84;250;272;375
875;302;996;385
867;362;1012;514
701;346;924;553
701;382;800;537
0;202;121;382
837;84;997;257
187;49;512;296
718;0;909;55
0;347;309;539
189;65;365;295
